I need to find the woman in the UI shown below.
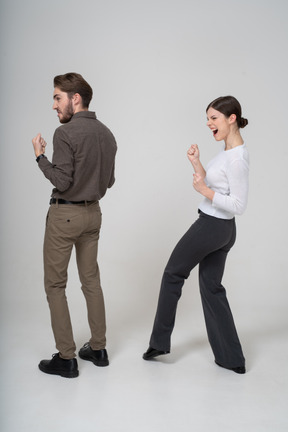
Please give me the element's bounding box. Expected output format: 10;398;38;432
143;96;249;374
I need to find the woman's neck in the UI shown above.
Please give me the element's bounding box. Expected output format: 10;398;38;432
224;129;244;150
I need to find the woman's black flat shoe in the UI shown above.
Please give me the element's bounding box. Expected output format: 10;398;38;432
143;347;170;360
215;361;246;374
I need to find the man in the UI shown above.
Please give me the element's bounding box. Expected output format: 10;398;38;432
32;73;117;378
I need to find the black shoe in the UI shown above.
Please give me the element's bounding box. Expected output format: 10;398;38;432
215;361;246;374
38;353;79;378
143;347;170;360
78;343;109;367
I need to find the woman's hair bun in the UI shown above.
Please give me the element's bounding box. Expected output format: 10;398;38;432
239;117;248;128
206;96;248;129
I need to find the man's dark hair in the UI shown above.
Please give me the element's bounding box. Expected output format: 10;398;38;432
54;72;93;108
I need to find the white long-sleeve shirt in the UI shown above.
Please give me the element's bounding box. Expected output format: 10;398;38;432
198;143;249;219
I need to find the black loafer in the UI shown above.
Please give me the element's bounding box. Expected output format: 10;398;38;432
38;353;79;378
143;347;170;360
215;361;246;374
78;343;109;367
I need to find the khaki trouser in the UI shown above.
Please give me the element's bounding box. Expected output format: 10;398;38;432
43;201;106;359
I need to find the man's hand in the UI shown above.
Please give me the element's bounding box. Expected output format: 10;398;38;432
32;133;47;157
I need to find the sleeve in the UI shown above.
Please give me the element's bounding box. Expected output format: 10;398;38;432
212;157;249;215
38;128;74;192
107;161;116;188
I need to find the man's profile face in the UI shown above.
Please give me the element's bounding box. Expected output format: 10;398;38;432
53;87;74;123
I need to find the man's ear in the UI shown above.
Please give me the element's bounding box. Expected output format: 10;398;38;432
72;92;82;107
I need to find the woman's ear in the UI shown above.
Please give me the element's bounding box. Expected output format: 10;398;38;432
229;114;237;124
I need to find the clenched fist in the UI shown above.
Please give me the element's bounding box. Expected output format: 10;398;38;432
32;133;47;157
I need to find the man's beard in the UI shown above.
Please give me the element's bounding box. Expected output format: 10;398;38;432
59;99;74;124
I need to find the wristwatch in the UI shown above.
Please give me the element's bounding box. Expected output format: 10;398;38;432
36;154;46;163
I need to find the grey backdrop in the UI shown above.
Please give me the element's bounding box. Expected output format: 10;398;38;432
1;0;287;362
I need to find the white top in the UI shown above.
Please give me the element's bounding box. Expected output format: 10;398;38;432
198;143;249;219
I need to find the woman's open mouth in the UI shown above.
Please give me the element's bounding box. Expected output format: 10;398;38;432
213;129;218;136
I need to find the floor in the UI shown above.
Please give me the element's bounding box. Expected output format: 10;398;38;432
1;294;287;432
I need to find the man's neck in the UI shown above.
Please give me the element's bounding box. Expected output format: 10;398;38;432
74;107;89;114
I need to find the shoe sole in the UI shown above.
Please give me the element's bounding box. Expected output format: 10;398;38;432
78;353;109;367
38;364;79;378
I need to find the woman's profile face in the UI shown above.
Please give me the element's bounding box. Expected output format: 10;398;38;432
206;107;233;142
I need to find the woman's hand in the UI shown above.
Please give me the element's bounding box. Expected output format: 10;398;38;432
193;173;215;201
187;144;199;164
187;144;206;178
193;173;205;193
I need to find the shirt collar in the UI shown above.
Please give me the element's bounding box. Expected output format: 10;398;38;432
72;111;97;120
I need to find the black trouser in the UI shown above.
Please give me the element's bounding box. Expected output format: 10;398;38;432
149;210;245;368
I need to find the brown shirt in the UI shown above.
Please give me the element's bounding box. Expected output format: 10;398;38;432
38;111;117;201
